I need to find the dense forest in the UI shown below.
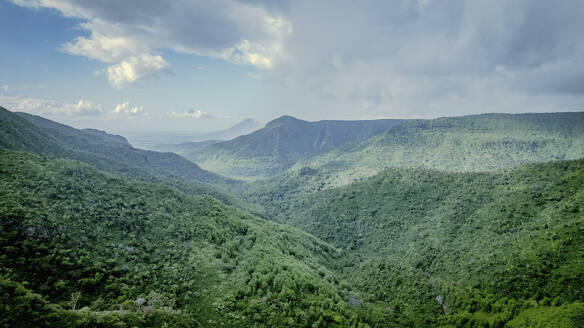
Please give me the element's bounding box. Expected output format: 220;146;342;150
243;159;584;326
293;112;584;188
0;149;378;327
1;108;583;327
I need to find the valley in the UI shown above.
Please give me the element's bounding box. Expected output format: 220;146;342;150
1;108;583;327
4;2;583;327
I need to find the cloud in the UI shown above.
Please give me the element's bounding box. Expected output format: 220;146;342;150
0;83;148;121
11;0;584;120
13;0;292;87
168;109;214;119
111;101;147;116
240;0;584;120
0;94;103;116
1;83;48;92
105;55;169;88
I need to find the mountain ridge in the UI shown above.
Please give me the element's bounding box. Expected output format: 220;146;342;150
2;108;584;327
280;111;584;190
180;115;405;178
0;106;237;187
0;106;264;216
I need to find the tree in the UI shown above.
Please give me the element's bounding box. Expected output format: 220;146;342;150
71;292;81;310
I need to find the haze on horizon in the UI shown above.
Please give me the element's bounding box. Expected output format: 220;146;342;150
1;0;584;134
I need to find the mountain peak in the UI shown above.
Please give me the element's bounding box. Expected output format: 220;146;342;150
265;115;304;128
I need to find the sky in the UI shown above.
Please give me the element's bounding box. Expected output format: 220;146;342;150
1;0;584;134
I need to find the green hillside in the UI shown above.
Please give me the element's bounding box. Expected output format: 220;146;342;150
0;107;236;187
243;159;584;326
180;116;404;179
288;112;584;189
0;106;265;214
0;149;395;327
2;110;584;327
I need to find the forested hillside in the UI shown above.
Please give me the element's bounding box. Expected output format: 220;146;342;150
2;110;584;327
181;116;404;179
288;112;584;189
243;159;584;326
0;149;396;327
0;106;267;214
0;107;235;187
4;0;584;327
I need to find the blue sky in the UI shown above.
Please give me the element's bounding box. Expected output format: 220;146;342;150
0;0;270;133
1;0;584;133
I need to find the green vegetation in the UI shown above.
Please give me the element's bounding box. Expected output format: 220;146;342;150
0;107;237;187
0;276;197;328
2;110;584;327
291;112;584;189
0;149;400;327
169;112;584;182
0;106;266;215
506;303;584;328
243;159;584;326
181;115;403;179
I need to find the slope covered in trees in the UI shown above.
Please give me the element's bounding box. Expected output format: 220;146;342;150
2;109;584;327
181;116;404;179
286;112;584;189
0;107;236;187
0;149;400;327
243;159;584;326
0;106;267;214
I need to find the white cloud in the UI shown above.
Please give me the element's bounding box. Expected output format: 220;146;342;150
1;85;148;121
0;94;103;116
13;0;292;87
111;101;147;116
168;109;214;119
62;33;140;63
105;54;169;88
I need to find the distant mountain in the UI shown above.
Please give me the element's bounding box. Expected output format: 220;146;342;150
203;118;264;141
181;115;405;178
128;118;264;150
0;106;237;187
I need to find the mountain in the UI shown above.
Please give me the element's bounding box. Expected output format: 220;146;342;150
243;159;584;326
181;116;405;179
3;108;584;327
202;118;264;141
0;106;237;188
127;118;264;150
280;112;584;190
0;149;392;327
